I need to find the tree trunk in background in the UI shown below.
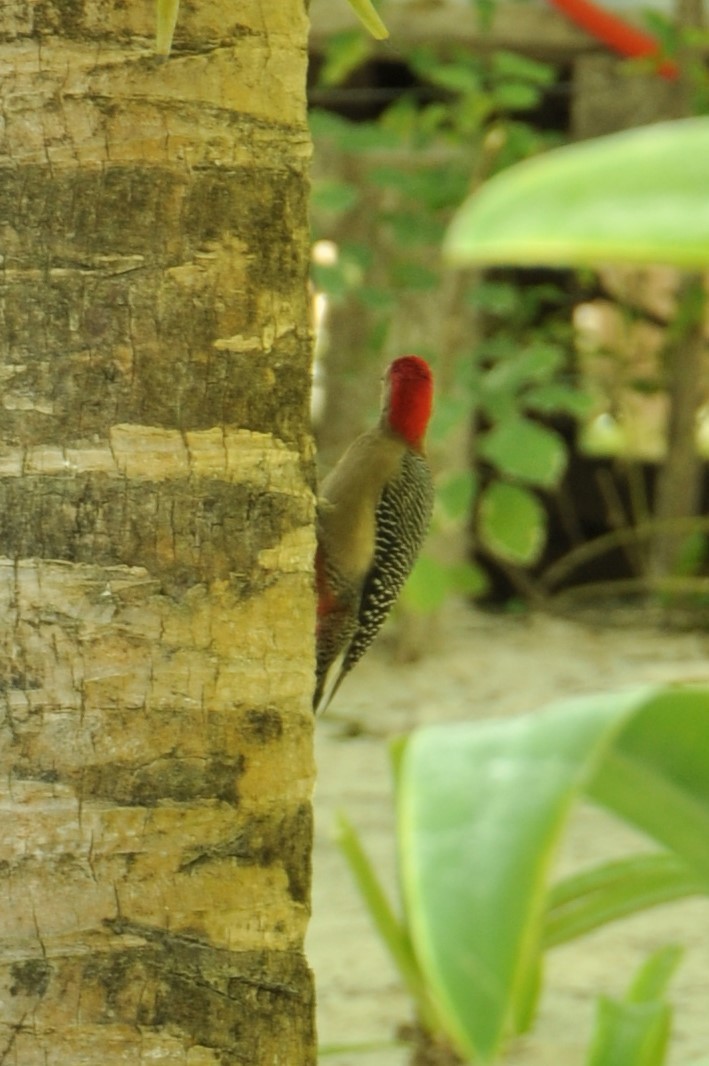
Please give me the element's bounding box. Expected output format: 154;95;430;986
649;0;706;579
0;3;316;1064
649;275;707;578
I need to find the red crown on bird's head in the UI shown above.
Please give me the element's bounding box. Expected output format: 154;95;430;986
384;355;433;451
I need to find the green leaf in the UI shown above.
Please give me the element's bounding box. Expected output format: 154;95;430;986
641;11;680;56
490;50;556;87
334;811;438;1031
401;555;488;612
545;854;704;948
319;1038;406;1056
481;344;566;399
444;117;709;268
345;0;389;39
446;561;489;597
397;689;652;1062
437;470;478;520
155;0;180;55
588;688;709;886
478;480;547;564
525;382;593;418
628;945;683;1003
479;418;567;488
401;556;451;613
396;687;709;1063
585;946;683;1066
492;121;563;174
409;46;483;95
318;30;372;86
491;82;543;112
586;997;671;1066
424;61;483;96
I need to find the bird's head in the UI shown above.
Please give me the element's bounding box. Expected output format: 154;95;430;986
382;355;434;451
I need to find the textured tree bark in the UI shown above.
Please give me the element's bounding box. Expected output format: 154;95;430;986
0;2;316;1064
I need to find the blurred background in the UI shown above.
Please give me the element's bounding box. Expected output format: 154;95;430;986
308;0;709;632
306;5;709;1066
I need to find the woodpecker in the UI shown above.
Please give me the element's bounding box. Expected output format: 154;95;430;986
313;355;434;713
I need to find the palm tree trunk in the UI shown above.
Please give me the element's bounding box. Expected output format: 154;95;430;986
0;3;316;1063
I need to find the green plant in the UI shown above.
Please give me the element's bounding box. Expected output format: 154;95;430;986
334;686;709;1063
344;0;389;40
444;118;709;270
465;278;593;571
585;945;682;1066
444;117;709;594
311;40;592;600
638;9;709;115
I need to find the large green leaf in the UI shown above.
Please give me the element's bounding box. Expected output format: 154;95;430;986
444;118;709;268
588;687;709;884
397;690;638;1061
396;687;709;1063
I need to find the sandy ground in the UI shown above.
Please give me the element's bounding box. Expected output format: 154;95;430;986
307;603;709;1065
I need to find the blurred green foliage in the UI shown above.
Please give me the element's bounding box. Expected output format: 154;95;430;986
310;35;593;602
331;686;709;1063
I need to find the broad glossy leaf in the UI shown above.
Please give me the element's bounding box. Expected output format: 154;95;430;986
397;690;647;1061
397;687;709;1062
444;118;709;268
